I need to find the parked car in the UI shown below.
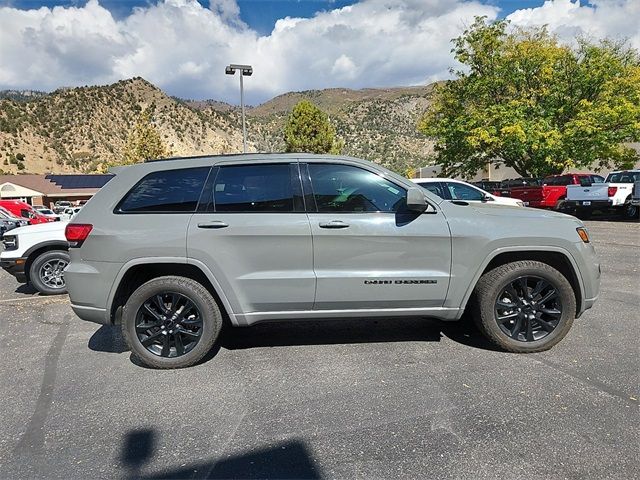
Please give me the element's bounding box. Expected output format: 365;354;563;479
0;221;70;294
497;177;542;196
563;170;640;219
60;206;82;221
1;218;21;238
53;200;73;214
0;207;29;238
509;173;605;209
0;200;57;225
34;207;61;221
631;180;640;218
413;178;524;207
471;180;503;195
65;153;600;369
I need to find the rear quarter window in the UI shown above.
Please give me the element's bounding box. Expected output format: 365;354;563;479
117;167;210;213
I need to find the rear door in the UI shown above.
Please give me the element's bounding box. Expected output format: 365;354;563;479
304;162;451;311
186;161;315;314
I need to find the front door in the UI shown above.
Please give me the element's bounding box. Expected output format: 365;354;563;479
187;162;315;315
303;162;451;311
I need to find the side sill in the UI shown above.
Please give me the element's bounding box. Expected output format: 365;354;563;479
234;307;460;326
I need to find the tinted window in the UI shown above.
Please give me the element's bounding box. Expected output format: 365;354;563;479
417;182;445;199
308;164;406;213
606;172;640;183
118;167;209;213
446;182;485;201
214;164;295;212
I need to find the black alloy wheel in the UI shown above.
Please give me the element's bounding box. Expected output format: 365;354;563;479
135;292;203;358
494;276;562;342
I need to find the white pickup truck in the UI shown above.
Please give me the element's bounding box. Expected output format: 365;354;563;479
563;169;640;219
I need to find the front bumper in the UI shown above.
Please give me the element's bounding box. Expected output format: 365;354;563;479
0;257;27;283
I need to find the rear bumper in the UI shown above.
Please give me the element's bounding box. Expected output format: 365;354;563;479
560;200;612;210
70;304;109;325
0;257;27;283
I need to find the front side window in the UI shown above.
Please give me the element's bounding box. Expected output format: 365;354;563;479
308;164;406;213
213;164;295;212
446;182;485;201
118;167;209;213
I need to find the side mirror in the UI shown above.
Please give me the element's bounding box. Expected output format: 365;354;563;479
482;194;494;202
406;187;429;213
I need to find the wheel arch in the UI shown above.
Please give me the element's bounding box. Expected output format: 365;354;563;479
107;259;236;326
459;247;585;319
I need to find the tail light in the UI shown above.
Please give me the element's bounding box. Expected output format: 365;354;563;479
607;186;617;197
65;223;93;247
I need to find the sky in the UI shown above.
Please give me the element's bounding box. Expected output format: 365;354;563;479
0;0;638;104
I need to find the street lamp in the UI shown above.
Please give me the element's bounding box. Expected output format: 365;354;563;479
225;63;253;153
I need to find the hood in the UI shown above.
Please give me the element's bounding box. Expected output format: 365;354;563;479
8;220;69;236
469;202;576;220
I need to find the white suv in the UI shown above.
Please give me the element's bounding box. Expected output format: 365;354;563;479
0;221;69;294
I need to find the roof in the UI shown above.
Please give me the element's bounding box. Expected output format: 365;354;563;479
0;174;113;197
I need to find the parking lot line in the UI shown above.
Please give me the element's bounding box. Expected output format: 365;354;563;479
0;296;68;303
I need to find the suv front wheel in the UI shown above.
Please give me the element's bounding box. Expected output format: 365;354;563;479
472;260;576;353
122;276;223;369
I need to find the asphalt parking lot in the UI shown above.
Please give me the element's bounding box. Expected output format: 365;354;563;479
0;219;638;479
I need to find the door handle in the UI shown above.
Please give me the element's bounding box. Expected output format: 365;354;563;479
319;220;350;229
197;221;229;229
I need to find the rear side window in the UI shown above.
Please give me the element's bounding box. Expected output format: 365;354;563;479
417;182;445;199
117;167;209;213
213;164;296;212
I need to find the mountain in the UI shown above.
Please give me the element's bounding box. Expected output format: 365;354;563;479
0;78;435;175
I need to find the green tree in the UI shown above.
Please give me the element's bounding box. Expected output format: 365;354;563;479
122;109;169;165
284;100;343;154
419;17;640;178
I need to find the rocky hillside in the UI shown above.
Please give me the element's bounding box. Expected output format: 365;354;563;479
0;78;245;173
196;85;436;175
0;78;435;174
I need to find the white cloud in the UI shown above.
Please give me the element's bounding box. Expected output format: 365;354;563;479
506;0;640;49
0;0;638;103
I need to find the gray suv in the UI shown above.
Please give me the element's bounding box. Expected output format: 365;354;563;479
65;154;600;368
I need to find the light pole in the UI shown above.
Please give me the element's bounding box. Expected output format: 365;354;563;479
225;64;253;153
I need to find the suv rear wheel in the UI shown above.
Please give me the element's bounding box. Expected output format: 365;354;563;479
472;260;576;353
121;276;223;369
29;250;70;295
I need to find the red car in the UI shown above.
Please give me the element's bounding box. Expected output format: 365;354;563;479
509;173;605;209
0;200;58;225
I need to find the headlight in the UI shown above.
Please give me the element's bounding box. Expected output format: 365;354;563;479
2;235;18;250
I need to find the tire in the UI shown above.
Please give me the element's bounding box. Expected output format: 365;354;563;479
624;203;639;220
472;260;576;353
29;250;70;295
121;276;222;369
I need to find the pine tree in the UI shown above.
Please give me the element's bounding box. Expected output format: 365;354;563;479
284;100;343;154
122;110;169;165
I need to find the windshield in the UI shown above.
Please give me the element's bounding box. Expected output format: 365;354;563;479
39;209;55;215
606;171;640;183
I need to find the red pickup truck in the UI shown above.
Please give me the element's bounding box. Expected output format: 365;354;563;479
509;173;605;209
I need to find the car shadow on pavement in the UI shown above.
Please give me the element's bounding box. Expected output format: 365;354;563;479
119;428;320;479
15;283;38;295
87;316;502;366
